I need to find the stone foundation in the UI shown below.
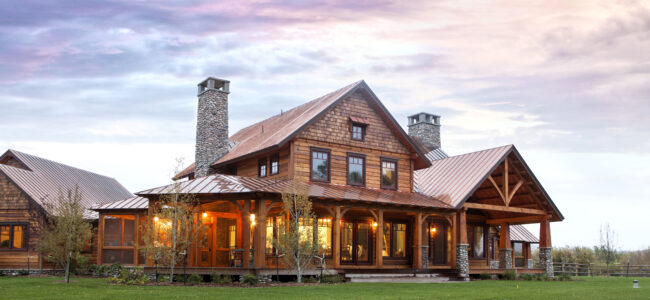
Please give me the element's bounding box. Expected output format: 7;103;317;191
456;244;469;278
539;247;554;277
489;260;500;269
421;245;429;268
498;248;513;269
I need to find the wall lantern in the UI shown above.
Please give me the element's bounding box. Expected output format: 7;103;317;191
372;222;378;230
154;216;159;222
202;212;208;218
250;214;256;227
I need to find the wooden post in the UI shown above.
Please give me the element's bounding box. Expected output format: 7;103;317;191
254;199;267;269
375;209;383;268
457;209;467;245
97;214;104;265
539;218;552;248
499;223;511;249
414;212;423;269
333;206;341;269
242;199;251;269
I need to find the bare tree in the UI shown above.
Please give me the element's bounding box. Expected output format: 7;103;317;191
597;223;619;275
140;159;206;282
38;186;91;283
275;180;316;283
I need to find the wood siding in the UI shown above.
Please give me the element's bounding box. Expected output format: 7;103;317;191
233;146;291;180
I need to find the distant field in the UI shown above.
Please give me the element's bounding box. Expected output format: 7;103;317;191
0;276;647;299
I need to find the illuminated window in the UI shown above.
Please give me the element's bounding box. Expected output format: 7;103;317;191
347;154;365;186
317;218;332;256
0;224;26;250
380;158;397;190
383;222;407;258
310;148;330;182
298;218;314;244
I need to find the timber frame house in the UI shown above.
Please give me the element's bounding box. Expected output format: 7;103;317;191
89;78;563;280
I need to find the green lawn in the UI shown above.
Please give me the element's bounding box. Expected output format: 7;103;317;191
0;276;647;299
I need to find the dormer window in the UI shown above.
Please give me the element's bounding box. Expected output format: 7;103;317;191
258;158;267;178
351;124;365;141
270;154;279;175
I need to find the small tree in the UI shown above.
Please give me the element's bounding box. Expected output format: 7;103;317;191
596;223;619;275
140;159;206;283
38;186;91;283
275;180;316;283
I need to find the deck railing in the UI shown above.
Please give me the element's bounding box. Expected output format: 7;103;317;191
553;262;650;277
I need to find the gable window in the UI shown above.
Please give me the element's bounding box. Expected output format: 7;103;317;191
380;158;398;190
270;154;279;175
0;224;26;250
258;158;267;178
351;124;365;141
310;148;330;182
347;153;365;186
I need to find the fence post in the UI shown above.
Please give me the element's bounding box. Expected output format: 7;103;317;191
626;261;630;278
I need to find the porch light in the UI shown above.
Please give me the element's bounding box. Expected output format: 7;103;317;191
431;227;437;233
250;214;256;227
202;212;208;218
372;222;378;229
154;216;159;222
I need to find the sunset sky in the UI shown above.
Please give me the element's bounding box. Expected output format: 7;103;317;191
1;0;649;249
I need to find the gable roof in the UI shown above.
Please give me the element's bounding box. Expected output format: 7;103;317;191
138;174;451;209
0;149;134;217
414;145;563;221
176;80;431;179
510;224;539;243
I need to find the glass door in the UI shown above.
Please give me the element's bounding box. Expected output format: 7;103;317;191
428;222;447;265
197;218;213;267
340;220;372;265
215;217;237;267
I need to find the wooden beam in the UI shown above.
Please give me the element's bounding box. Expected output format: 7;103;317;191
487;175;507;205
486;215;547;225
499;223;511;250
457;209;467;244
333;206;341;268
504;158;509;206
375;209;383;268
506;180;524;205
463;202;547;215
241;199;251;268
414;212;423;269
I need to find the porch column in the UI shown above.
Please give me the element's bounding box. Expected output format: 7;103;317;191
242;199;251;268
333;206;341;269
413;212;423;269
254;199;268;269
455;209;469;278
498;223;513;269
375;209;383;268
539;217;554;277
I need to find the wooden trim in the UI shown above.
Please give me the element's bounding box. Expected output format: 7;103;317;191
507;180;524;204
346;152;366;187
309;147;331;183
288;140;296;178
379;157;398;190
0;223;28;251
487;175;507;206
463;202;547;215
486;215;547;225
350;122;366;141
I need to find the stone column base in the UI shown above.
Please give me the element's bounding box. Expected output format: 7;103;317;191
498;249;513;269
456;244;469;278
421;245;429;269
539;247;554;278
489;260;500;269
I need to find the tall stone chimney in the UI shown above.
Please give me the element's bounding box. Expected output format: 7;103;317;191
407;112;441;151
195;77;230;178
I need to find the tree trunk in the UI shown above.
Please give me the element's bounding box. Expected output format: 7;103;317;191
65;251;71;283
170;196;178;283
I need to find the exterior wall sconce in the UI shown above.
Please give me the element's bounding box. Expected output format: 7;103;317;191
202;212;208;218
154;216;159;222
250;214;256;227
372;222;378;229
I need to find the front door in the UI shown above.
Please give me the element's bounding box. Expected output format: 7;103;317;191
428;222;447;265
197;219;213;267
341;220;372;265
214;217;237;267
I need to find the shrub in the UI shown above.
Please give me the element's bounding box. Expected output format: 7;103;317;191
107;263;124;277
535;273;550;281
302;276;318;283
319;274;344;283
479;273;492;280
173;274;186;283
519;273;534;281
558;273;571;281
242;273;258;286
73;255;90;275
501;270;516;280
18;270;29;276
188;273;202;285
0;270;5;277
109;267;150;285
211;273;233;284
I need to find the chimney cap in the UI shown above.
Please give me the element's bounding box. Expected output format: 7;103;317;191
408;112;440;126
198;77;230;95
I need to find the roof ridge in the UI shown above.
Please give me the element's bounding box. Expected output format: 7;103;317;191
433;144;513;161
8;149;121;181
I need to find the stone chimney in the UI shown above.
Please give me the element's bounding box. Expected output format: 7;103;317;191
195;77;230;178
407;112;441;151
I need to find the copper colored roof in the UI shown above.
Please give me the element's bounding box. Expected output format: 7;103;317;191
349;116;370;125
510;224;539;243
414;145;512;208
0;149;134;218
91;196;148;210
137;174;451;209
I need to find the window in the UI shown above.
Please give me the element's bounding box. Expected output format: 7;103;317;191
347;154;365;186
380;158;398;190
317;218;332;256
270;154;279;175
351;124;365;141
102;215;136;264
467;224;486;259
310;148;330;182
265;216;286;255
514;242;525;267
258;158;267;178
383;221;407;258
0;224;26;250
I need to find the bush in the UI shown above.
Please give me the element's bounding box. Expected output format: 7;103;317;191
109;268;149;285
302;276;318;283
173;274;185;283
0;270;5;277
479;273;492;280
73;255;90;275
535;273;550;281
242;273;258;286
18;270;29;276
558;273;572;281
319;274;344;283
519;273;534;281
501;270;516;280
188;273;202;285
211;273;233;284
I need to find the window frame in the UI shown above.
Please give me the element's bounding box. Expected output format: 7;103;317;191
258;157;268;178
346;152;366;187
380;157;398;190
269;154;279;176
382;220;408;259
467;223;487;260
101;214;137;265
309;147;331;183
350;123;366;141
0;223;28;251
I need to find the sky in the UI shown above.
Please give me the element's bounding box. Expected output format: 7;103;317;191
1;0;649;250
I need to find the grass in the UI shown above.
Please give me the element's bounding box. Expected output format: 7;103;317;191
0;276;648;299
